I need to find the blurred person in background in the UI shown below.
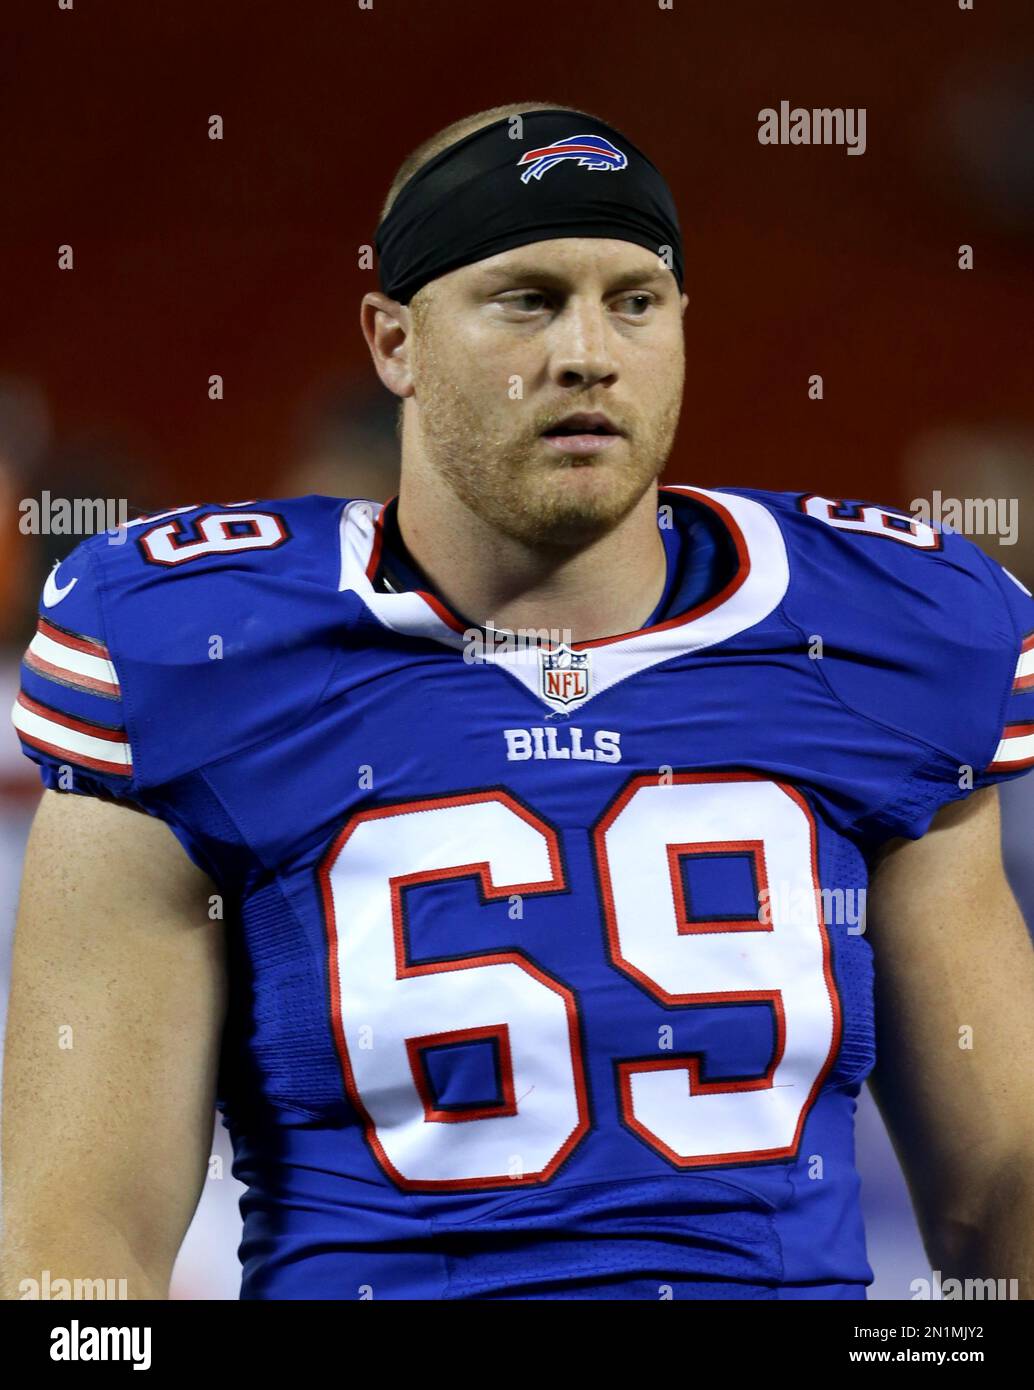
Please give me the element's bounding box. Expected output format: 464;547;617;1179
282;383;400;504
849;49;1034;1301
0;390;172;1255
0;378;52;1038
0;379;51;649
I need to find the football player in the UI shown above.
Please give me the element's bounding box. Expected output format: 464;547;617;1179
3;102;1034;1301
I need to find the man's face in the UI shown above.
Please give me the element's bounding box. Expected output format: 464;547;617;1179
405;238;686;547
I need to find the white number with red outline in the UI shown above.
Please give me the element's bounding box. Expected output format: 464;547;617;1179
800;494;941;549
138;510;287;565
319;774;841;1191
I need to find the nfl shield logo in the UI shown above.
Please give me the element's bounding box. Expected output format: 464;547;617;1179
540;644;591;706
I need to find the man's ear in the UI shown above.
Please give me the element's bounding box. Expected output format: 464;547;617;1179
360;292;415;400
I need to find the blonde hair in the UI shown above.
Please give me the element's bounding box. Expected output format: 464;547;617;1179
378;100;605;224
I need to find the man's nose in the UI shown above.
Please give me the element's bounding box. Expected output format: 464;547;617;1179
548;301;619;390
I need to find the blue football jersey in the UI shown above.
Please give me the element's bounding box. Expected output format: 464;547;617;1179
12;485;1034;1300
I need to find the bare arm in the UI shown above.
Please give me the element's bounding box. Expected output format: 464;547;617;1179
866;785;1034;1296
0;790;226;1300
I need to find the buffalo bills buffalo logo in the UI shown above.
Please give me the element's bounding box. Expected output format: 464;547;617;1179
517;135;628;184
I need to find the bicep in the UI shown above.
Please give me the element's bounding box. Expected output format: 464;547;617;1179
866;786;1034;1215
1;789;226;1271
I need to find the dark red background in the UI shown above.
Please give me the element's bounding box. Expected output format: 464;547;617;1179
2;1;1031;504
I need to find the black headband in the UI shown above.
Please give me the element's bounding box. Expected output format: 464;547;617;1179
375;109;684;304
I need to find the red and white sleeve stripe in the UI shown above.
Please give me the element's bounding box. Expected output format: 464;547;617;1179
11;692;133;777
987;631;1034;773
21;617;121;698
11;617;132;777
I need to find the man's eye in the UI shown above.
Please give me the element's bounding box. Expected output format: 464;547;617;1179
500;291;549;312
616;294;653;316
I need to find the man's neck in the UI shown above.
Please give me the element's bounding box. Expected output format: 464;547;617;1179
394;475;667;645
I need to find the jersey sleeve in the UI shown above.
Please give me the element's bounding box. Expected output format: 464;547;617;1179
770;490;1034;847
971;552;1034;790
860;541;1034;844
12;537;141;803
10;496;344;886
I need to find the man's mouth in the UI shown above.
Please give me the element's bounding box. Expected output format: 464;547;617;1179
540;412;623;456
